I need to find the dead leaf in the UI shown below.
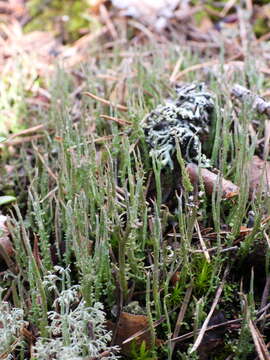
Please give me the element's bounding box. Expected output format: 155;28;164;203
109;312;158;355
0;215;14;258
249;155;270;198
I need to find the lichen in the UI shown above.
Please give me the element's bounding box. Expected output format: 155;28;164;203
143;83;215;169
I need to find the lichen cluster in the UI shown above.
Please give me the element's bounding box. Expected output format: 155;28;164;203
143;83;215;169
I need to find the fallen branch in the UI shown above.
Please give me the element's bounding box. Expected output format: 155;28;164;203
231;84;270;118
186;163;239;199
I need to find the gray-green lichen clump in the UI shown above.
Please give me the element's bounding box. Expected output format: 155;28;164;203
143;83;215;169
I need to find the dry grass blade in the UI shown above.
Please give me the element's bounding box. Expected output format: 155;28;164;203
169;56;183;83
83;91;128;111
170;285;193;354
173;60;217;82
174;53;242;82
195;220;211;263
189;266;229;354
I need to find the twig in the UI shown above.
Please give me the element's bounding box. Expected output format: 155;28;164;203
6;124;45;141
231;84;270;118
83;92;128;112
4;134;46;146
99;4;118;40
249;319;270;360
189;266;229;354
186;163;239;199
169;318;241;344
189;245;238;255
100;114;131;126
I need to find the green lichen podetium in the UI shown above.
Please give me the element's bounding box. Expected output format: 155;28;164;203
142;83;215;170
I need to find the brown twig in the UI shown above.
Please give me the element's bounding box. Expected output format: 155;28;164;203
83;91;128;112
186;163;239;199
100;114;131;126
231;84;270;118
6;124;45;141
4;134;46;146
249;319;270;360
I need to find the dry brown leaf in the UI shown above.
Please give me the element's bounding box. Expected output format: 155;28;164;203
109;312;158;355
0;215;14;258
249;155;270;198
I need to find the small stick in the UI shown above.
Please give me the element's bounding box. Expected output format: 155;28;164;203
248;319;270;360
231;84;270;118
4;134;46;146
83;91;128;112
7;124;45;141
169;318;241;344
100;114;131;125
186;163;239;199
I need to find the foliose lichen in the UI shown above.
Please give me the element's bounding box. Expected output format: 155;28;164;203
143;83;215;169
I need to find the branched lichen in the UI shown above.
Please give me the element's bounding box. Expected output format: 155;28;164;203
33;284;119;360
0;288;26;358
143;83;215;169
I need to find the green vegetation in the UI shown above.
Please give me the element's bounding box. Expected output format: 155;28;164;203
1;11;270;360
